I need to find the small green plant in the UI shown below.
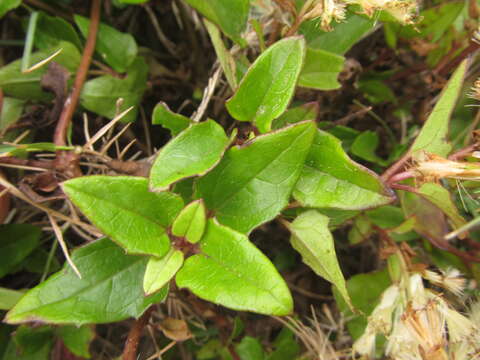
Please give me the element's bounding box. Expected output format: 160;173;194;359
2;0;480;359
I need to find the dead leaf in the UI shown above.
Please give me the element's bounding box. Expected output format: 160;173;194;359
158;317;192;341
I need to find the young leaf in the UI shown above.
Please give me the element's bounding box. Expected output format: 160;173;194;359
298;48;344;90
0;224;41;278
226;37;306;133
410;59;467;159
196;121;316;234
62;176;183;257
150;120;230;191
286;211;352;309
56;325;94;358
184;0;250;44
143;249;184;295
176;219;293;316
74;15;137;72
80;56;148;122
152;102;191;136
294;130;394;210
171;200;206;244
6;238;168;325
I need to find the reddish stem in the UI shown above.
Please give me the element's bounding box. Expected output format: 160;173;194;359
390;183;418;193
448;143;478;160
53;0;101;146
122;306;155;360
380;152;411;182
437;41;479;77
387;170;415;185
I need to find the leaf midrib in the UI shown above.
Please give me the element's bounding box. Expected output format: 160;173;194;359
213;124;312;211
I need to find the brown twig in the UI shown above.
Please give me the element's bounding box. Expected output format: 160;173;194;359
437;41;480;77
53;0;101;146
0;156;54;169
123;306;155;360
0;88;4;116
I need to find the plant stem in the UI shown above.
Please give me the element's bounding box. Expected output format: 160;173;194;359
122;306;155;360
437;41;479;77
53;0;101;147
21;11;39;72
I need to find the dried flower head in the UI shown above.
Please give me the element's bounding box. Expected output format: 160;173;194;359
414;153;480;181
469;78;480;101
345;0;419;25
423;268;466;296
354;273;480;360
303;0;346;31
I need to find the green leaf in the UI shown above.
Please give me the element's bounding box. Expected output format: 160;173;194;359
197;121;316;233
80;56;148;122
74;15;137;72
411;60;467;159
204;19;237;90
333;269;391;340
236;337;265;360
301;13;374;54
184;0;249;44
417;1;465;42
400;188;447;243
6;238;168;325
152;102;191;136
272;102;319;130
0;224;41;278
298;48;344;90
12;325;53;355
293;130;394;210
226;37;306;133
286;210;352;309
57;325;94;358
0;97;24;134
357;78;397;104
172;200;206;244
266;328;300;360
176;219;293;315
351;130;388;166
143;249;184;295
150;120;230;191
62;176;183;257
0;41;80;100
0;0;20;18
34;12;82;50
0;288;24;310
418;183;466;229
